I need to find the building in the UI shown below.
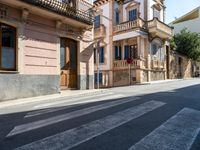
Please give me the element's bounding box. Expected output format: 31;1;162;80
0;0;94;101
93;0;173;88
170;6;200;35
170;6;200;77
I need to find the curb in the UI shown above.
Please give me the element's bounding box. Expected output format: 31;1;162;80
0;89;109;109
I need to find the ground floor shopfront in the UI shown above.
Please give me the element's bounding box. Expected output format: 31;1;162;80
0;2;94;101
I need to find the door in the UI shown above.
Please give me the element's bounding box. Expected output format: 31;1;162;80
60;38;77;89
166;46;170;79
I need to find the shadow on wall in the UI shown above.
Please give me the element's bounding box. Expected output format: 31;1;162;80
80;42;94;89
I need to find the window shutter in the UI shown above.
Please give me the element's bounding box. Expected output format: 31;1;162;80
119;46;122;60
124;45;129;60
99;47;104;63
115;46;118;60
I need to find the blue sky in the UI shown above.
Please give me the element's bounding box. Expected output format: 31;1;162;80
165;0;200;23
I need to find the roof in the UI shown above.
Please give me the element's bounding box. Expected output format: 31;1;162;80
171;6;200;24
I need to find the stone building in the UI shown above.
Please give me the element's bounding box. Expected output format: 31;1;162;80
93;0;173;88
0;0;94;101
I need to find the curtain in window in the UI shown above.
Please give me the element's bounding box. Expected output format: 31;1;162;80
129;9;137;21
114;46;122;60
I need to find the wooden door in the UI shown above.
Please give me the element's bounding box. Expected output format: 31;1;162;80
60;38;77;89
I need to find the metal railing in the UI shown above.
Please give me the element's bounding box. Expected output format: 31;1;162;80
20;0;93;25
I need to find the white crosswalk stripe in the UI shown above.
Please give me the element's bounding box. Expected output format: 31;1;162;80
15;101;165;150
25;92;116;118
7;97;140;137
128;108;200;150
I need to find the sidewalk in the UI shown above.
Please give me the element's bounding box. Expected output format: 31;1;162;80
0;89;108;109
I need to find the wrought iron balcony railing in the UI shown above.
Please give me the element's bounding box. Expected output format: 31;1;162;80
20;0;93;25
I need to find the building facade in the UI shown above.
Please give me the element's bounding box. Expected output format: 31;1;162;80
0;0;94;101
170;7;200;35
93;0;173;88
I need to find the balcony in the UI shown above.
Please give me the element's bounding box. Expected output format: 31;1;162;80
113;59;146;70
113;18;145;34
147;18;173;39
94;24;106;39
151;60;165;69
20;0;93;25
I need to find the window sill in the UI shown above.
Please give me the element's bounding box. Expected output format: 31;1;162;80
0;70;19;74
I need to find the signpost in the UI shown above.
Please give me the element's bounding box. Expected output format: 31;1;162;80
126;58;133;85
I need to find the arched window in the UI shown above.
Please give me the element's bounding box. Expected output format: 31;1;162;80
151;39;163;61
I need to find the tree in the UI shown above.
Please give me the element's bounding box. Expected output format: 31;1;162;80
170;29;200;61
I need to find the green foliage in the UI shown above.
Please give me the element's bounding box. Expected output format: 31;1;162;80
171;29;200;61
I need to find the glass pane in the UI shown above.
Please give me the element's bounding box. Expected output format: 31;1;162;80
2;24;15;48
1;47;15;69
60;47;65;69
70;41;77;70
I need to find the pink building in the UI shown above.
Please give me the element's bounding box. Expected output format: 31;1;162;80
0;0;94;101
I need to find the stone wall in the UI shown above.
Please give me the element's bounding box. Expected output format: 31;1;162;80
113;69;136;87
150;71;165;81
169;51;192;79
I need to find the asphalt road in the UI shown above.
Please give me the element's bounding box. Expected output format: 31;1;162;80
0;79;200;150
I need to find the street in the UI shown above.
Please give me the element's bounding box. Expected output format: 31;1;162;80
0;79;200;150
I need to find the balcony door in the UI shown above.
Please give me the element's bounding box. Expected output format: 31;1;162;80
60;38;77;89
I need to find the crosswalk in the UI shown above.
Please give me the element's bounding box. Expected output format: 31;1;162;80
3;92;199;150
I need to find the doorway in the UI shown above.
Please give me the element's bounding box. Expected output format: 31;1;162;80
60;38;78;89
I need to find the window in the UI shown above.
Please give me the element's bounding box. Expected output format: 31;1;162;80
114;46;122;60
95;72;102;84
124;45;130;60
130;45;138;59
115;10;120;25
94;48;96;64
129;9;137;21
94;15;100;28
99;47;104;63
151;44;158;55
0;23;16;71
153;8;160;20
60;39;66;69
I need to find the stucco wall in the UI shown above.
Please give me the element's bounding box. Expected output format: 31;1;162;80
0;74;59;101
23;14;58;75
172;17;200;35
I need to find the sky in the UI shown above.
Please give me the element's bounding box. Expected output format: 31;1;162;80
165;0;200;23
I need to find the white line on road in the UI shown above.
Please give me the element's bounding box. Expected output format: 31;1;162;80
7;96;139;137
33;92;121;109
15;100;165;150
128;108;200;150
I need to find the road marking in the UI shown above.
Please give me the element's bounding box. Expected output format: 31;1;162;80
128;108;200;150
7;97;140;137
15;101;165;150
33;92;123;109
26;92;116;118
